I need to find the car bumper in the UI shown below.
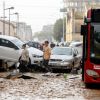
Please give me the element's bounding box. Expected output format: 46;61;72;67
48;61;72;69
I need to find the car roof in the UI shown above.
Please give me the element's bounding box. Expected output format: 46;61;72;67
0;35;18;41
70;41;82;47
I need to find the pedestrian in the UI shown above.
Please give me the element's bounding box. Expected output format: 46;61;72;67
43;40;52;72
19;44;29;72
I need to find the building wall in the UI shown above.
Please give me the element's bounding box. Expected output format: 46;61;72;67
65;11;83;42
64;0;100;42
0;20;32;41
17;22;32;41
66;12;73;42
0;20;15;36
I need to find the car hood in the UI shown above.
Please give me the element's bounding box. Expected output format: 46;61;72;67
50;55;73;61
28;47;43;56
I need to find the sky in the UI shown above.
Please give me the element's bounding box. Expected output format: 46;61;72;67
0;0;63;33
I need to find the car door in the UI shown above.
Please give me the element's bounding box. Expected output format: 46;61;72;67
0;38;20;62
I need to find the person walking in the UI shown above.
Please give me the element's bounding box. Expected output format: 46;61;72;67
43;41;52;72
19;44;29;72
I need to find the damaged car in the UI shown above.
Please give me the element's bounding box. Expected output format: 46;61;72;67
49;47;81;70
0;35;43;67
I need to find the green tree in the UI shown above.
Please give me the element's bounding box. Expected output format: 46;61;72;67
53;18;66;42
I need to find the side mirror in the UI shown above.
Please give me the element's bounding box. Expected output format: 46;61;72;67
84;17;91;23
81;25;87;35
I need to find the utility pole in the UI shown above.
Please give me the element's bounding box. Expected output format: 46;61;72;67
5;7;14;36
63;13;65;42
3;1;5;35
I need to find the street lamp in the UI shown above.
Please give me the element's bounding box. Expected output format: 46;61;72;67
5;7;14;36
10;12;19;36
60;7;67;42
15;13;19;37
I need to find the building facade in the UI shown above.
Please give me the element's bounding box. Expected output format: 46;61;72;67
17;22;32;41
0;19;16;36
64;0;100;42
0;20;32;41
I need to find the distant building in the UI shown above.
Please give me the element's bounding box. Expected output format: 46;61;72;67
64;0;100;12
42;25;54;34
0;19;32;41
34;24;54;42
41;25;54;41
17;22;32;41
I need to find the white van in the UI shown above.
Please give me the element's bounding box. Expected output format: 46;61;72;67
0;35;43;67
69;41;83;55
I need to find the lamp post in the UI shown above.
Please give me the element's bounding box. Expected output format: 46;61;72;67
14;12;19;37
60;7;67;42
5;7;14;36
10;12;19;36
3;1;5;35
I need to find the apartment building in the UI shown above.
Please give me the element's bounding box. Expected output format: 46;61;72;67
0;20;32;41
63;0;100;42
0;19;16;36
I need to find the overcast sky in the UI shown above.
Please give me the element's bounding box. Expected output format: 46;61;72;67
0;0;63;33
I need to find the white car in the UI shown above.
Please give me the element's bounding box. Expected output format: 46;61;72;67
0;35;43;67
69;41;83;57
49;47;81;70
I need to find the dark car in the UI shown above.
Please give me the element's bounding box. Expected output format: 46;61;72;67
26;41;43;50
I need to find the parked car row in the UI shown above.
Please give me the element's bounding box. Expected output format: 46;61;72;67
0;35;43;67
0;35;82;71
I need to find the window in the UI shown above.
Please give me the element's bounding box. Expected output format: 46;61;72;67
90;23;100;64
0;38;18;50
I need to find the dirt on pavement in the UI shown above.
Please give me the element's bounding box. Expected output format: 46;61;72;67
0;72;100;100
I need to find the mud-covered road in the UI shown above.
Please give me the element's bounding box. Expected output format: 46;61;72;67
0;72;100;100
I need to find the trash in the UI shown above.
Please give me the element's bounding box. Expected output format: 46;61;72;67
71;69;78;74
69;76;79;79
18;75;36;79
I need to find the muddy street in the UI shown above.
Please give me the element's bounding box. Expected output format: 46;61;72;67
0;72;99;100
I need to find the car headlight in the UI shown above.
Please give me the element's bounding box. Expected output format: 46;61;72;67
86;69;99;77
32;54;37;57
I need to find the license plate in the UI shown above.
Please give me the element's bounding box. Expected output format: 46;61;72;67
49;62;58;65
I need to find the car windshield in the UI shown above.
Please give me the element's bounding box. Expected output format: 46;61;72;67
11;38;24;49
52;47;72;55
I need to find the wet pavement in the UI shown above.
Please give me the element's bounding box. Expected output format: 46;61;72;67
0;72;100;100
